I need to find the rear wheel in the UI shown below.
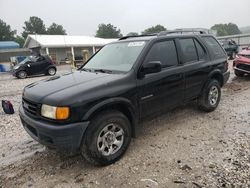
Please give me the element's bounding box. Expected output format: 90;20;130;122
80;110;131;166
47;67;56;76
235;70;244;77
17;71;27;79
198;79;221;112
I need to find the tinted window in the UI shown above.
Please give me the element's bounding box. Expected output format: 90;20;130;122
144;40;178;67
202;36;226;58
180;38;198;63
194;40;206;60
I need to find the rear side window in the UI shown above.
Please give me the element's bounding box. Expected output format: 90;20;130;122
144;40;178;68
179;38;198;63
202;36;226;59
194;40;206;60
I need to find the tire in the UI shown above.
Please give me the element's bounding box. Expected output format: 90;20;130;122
47;67;56;76
17;70;27;79
198;79;221;112
235;70;244;77
80;110;131;166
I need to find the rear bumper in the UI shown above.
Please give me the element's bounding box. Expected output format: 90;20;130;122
19;105;89;153
223;71;230;85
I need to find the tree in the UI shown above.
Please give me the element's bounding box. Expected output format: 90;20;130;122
0;19;16;41
47;23;67;35
142;25;166;34
211;23;241;36
95;23;123;38
22;16;47;39
127;32;139;36
15;35;25;47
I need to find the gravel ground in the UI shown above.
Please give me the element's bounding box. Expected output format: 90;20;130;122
0;62;250;188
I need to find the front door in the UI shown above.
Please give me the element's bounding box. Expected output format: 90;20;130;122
137;39;185;118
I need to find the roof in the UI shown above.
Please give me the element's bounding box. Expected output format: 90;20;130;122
24;35;117;48
0;41;20;49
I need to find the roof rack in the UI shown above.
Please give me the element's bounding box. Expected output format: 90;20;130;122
119;33;157;40
118;28;213;40
158;28;211;36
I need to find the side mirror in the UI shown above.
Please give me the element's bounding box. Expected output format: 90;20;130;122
140;61;162;76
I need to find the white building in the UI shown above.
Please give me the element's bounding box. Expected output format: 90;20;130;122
24;35;117;64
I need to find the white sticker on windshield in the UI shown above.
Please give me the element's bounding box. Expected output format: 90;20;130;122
128;41;145;47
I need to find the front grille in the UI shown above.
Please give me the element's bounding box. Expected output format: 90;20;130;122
236;63;250;72
22;98;40;117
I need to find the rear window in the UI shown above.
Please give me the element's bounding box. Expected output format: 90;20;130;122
179;38;198;63
194;40;206;60
202;36;226;59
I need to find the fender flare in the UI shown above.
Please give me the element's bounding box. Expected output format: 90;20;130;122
82;97;138;137
206;69;224;86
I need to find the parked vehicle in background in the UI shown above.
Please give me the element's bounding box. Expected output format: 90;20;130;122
20;29;229;166
10;56;27;70
219;39;238;59
233;47;250;77
12;55;56;79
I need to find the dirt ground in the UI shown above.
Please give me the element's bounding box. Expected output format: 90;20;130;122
0;63;249;188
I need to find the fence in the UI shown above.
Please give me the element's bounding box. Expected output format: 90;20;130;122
217;33;250;48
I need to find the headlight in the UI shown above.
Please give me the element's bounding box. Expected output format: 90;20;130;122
41;104;70;120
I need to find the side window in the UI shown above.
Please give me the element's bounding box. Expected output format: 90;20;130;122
144;40;178;68
179;38;198;63
194;40;206;60
202;36;226;59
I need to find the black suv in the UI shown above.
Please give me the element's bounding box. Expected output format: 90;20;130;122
20;29;229;165
13;55;56;79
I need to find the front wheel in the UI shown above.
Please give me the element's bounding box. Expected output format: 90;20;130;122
198;80;221;112
17;70;27;79
80;110;131;166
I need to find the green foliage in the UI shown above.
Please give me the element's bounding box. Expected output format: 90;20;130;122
47;23;67;35
95;24;123;38
0;19;16;41
142;25;166;34
127;32;139;36
14;35;25;47
22;16;47;39
211;23;241;36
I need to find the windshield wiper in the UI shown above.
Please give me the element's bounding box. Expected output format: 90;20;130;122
93;69;113;74
81;68;92;72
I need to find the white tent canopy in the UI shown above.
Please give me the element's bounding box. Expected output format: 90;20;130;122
24;34;117;48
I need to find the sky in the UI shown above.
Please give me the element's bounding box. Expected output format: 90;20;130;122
0;0;250;36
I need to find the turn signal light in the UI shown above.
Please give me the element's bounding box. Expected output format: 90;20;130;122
56;107;70;120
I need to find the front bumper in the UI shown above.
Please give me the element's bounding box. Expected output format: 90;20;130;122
19;105;89;153
233;63;250;74
223;71;230;85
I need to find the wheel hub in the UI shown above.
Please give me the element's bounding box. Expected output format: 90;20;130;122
105;132;115;145
97;123;124;156
209;86;218;106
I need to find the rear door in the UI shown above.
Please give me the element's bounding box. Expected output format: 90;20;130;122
178;37;211;100
138;39;185;118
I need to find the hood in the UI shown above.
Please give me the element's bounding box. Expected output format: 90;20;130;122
23;70;125;105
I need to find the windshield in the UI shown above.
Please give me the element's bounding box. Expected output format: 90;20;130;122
19;56;37;64
83;41;146;72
